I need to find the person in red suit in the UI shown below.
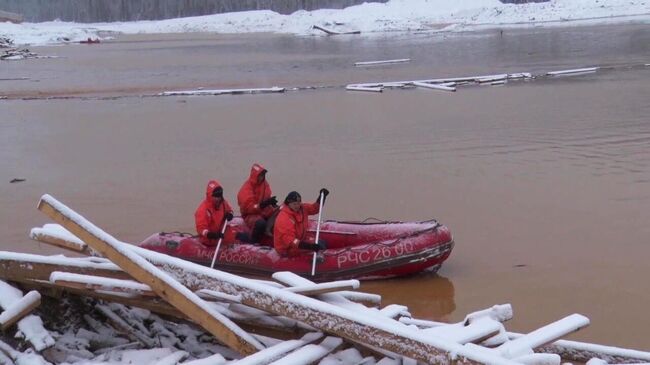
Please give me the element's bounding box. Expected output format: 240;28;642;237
273;189;329;257
195;180;235;246
237;163;279;242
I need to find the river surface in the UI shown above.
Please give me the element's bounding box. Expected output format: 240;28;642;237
1;23;649;349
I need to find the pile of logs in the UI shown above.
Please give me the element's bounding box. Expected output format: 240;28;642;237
0;193;648;364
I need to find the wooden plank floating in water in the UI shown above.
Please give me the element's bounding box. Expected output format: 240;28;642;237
37;194;265;356
354;59;411;66
413;81;456;92
547;67;599;76
161;87;285;96
346;85;383;92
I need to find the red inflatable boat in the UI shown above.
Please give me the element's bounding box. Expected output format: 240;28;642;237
138;218;453;281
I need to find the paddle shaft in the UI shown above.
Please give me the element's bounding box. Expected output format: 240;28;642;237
209;221;229;269
312;192;325;276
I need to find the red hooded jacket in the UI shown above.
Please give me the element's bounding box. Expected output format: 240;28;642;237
273;202;320;257
237;163;275;226
195;180;235;246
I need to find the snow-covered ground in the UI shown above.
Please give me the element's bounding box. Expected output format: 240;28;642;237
1;0;649;46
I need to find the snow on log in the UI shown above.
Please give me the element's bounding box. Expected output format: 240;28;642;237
412;81;456;92
423;317;503;345
283;280;360;296
30;223;94;255
476;74;508;83
512;353;560;365
0;290;41;330
267;336;343;365
49;271;156;297
181;352;227;365
95;304;157;348
346;85;383;92
547;67;599;76
510;333;650;364
0;251;128;283
497;314;590;358
35;194;527;364
37;194;264;355
161;87;285;96
334;291;381;306
399;314;650;364
378;304;410;319
157;351;189;365
0;280;54;351
464;304;513;324
229;332;323;365
354;59;411;66
508;72;533;79
196;289;242;303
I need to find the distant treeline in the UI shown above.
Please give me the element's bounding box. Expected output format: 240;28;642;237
0;0;389;22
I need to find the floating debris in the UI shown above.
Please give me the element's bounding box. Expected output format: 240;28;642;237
160;87;285;96
345;85;383;92
547;67;599;76
413;81;456;92
312;25;360;35
354;58;411;66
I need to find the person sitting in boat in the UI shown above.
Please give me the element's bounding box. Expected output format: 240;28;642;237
195;180;235;246
237;163;279;242
274;189;329;257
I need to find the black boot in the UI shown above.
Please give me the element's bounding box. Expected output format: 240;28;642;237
251;219;267;243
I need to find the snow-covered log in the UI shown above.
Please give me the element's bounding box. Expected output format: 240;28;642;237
346;85;383;92
512;353;561;365
229;332;323;365
283;280;360;296
547;67;599;76
49;272;155;297
30;224;95;256
0;280;54;351
412;81;456;92
334;291;381;307
497;314;590;358
0;290;41;330
354;59;410;66
378;305;410;319
161;87;285;96
423;317;503;345
196;290;242;303
95;304;157;348
266;336;342;365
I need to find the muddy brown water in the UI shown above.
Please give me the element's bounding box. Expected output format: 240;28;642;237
1;23;649;349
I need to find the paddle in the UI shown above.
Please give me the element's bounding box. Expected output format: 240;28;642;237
209;221;229;269
311;191;325;276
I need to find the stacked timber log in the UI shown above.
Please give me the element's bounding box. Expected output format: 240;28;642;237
0;193;648;364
